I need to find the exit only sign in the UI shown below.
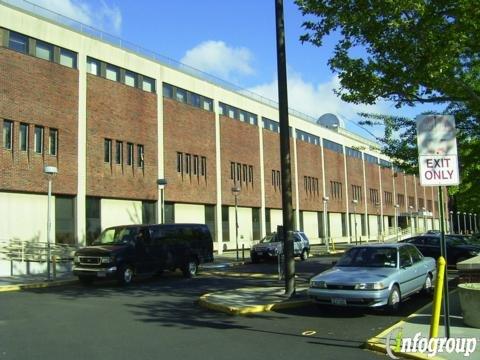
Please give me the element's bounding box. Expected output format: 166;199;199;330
418;155;460;186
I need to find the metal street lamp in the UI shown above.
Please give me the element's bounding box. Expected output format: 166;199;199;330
231;185;241;261
157;178;167;224
469;213;473;234
394;204;400;241
322;196;329;252
463;212;467;235
422;207;427;232
409;205;414;235
457;211;461;234
44;165;58;281
352;199;358;245
375;201;382;241
449;211;453;234
475;214;478;233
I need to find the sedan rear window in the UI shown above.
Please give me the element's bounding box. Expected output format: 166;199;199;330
337;247;397;268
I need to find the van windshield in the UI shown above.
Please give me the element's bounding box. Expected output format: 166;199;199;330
93;227;138;245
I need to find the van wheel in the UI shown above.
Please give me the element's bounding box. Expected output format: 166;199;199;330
301;249;309;261
118;266;134;285
182;260;198;278
385;285;401;314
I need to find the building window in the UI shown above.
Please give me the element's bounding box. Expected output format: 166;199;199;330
104;139;112;163
201;156;207;177
397;194;405;207
365;154;378;165
34;126;43;154
125;71;137;87
175;88;187;103
163;83;173;98
3;120;13;150
137;145;144;168
230;162;235;180
115;141;123;164
106;64;119;81
19;123;28;151
177;152;183;173
248;165;253;184
323;139;343;153
418;198;424;209
127;143;134;166
352;184;362;201
142;77;155;92
35;40;54;61
49;128;58;156
87;57;100;75
59;48;77;68
384;191;393;205
330;181;343;199
369;188;379;204
8;31;28;53
242;164;247;183
272;170;281;190
202;98;213;111
193;155;199;176
185;153;191;175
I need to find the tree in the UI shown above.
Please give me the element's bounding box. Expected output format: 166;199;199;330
296;0;480;216
295;0;480;113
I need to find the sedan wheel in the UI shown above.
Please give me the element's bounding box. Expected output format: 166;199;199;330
300;249;309;261
386;285;401;314
422;274;433;295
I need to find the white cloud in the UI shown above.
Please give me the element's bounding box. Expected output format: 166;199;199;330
32;0;122;34
180;41;255;82
248;71;390;139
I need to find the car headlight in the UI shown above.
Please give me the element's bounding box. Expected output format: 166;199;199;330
101;256;114;264
354;282;385;290
310;280;327;288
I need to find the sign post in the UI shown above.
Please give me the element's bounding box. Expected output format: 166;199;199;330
416;115;460;339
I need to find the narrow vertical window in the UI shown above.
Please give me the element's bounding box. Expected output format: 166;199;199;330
35;40;54;61
242;164;247;183
87;58;100;75
3;120;13;150
137;145;144;168
115;141;123;164
236;163;241;182
248;165;253;184
201;156;207;177
49;128;58;156
176;152;183;173
19;123;28;151
104;139;112;163
185;153;191;174
34;126;44;154
193;155;199;176
127;143;134;166
272;170;276;186
230;162;235;180
106;64;119;81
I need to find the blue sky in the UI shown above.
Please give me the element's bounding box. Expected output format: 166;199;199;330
31;0;441;140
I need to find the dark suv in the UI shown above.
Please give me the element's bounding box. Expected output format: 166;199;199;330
250;231;310;263
401;235;480;267
73;224;213;285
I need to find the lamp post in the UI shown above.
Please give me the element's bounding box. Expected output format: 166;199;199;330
409;205;414;235
463;212;467;235
375;202;381;241
449;211;453;234
457;211;461;234
231;186;241;261
44;165;58;281
322;196;329;252
475;213;478;233
157;179;167;224
469;213;473;234
352;199;358;245
422;207;427;232
394;204;400;241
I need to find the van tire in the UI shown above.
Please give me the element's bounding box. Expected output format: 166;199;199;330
182;259;198;278
118;265;134;285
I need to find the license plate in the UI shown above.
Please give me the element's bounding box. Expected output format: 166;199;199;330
97;271;107;278
331;298;347;306
257;252;264;256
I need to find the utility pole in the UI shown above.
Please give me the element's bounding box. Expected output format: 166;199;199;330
275;0;295;296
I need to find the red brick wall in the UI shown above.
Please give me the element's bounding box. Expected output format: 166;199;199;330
220;116;261;207
405;175;417;210
163;98;216;204
365;163;380;214
262;130;282;209
86;74;157;200
381;167;394;215
394;172;407;213
323;148;345;213
0;48;78;195
345;156;365;213
296;140;323;211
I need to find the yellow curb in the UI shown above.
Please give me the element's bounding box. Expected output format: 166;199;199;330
0;279;77;292
366;290;458;360
198;291;312;315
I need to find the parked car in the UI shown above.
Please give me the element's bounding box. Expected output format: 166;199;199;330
250;231;310;263
400;235;480;266
308;243;436;313
73;223;214;285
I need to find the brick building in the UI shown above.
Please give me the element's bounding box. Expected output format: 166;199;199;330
0;1;446;252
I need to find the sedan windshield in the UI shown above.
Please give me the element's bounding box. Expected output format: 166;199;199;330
93;227;138;245
337;247;397;268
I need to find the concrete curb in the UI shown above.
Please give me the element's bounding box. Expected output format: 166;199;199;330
198;288;312;315
0;279;77;292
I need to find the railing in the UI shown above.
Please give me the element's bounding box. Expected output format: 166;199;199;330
0;239;77;263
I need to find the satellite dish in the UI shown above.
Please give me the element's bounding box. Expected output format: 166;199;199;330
317;113;345;130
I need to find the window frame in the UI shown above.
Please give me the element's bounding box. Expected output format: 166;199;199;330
104;139;112;163
49;128;58;156
3;120;13;150
34;125;44;154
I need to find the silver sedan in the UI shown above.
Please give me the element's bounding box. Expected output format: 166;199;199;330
308;243;436;313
